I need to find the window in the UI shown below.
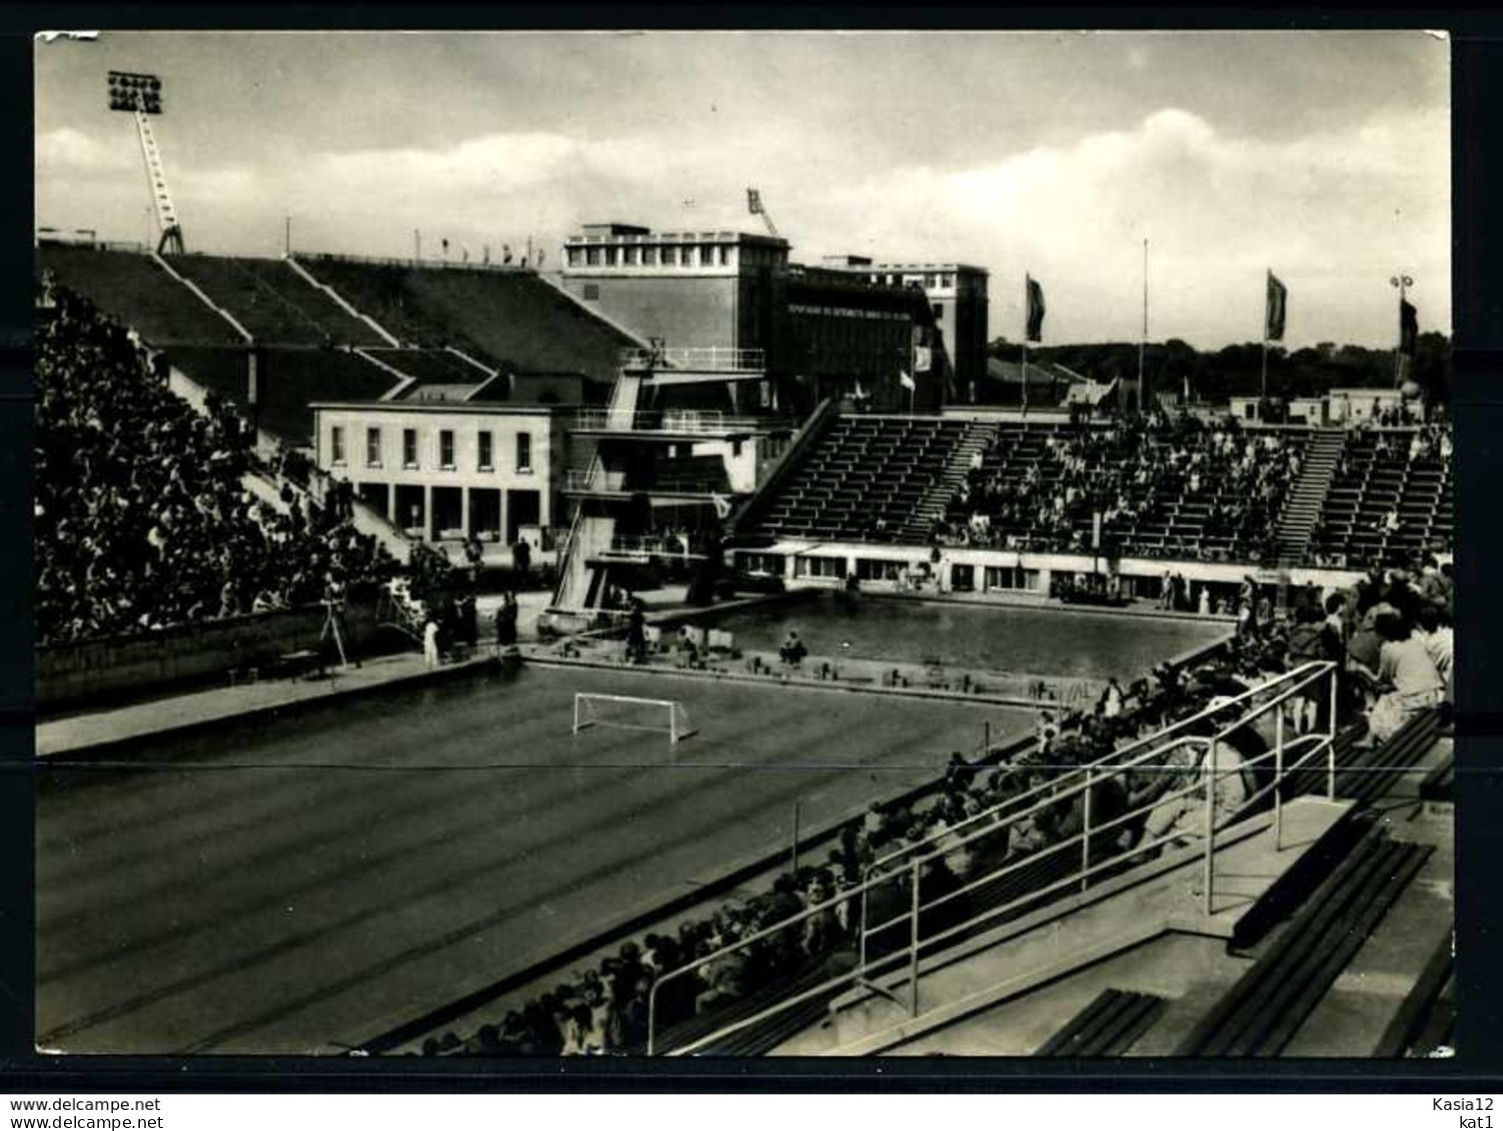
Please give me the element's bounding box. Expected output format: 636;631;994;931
606;246;620;267
737;552;784;575
644;246;659;266
365;427;382;468
516;431;533;473
330;426;346;465
856;558;904;582
566;247;582;267
478;430;493;470
662;246;678;267
701;244;716;266
403;428;419;469
984;566;1042;592
941;274;954;289
583;283;600;300
793;555;846;579
933;303;945;320
586;247;602;266
439;429;455;469
681;246;697;268
626;246;641;266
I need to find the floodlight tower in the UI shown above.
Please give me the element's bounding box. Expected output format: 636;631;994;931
108;70;185;255
746;187;780;240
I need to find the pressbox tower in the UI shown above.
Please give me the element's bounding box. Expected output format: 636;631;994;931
107;70;185;255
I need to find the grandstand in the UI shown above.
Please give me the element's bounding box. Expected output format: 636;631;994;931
162;345;406;446
38;244;243;345
293;255;641;384
1309;426;1454;568
165;254;392;347
738;411;1447;581
752;416;984;544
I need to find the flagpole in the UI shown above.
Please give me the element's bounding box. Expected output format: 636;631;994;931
1022;340;1029;414
1256;267;1268;412
1390;273;1413;388
1138;239;1148;413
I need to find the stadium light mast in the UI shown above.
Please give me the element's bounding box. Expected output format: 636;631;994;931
108;70;185;256
746;188;781;240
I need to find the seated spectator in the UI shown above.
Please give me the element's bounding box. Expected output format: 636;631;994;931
1364;610;1445;745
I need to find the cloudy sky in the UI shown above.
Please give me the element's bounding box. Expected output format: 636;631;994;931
35;30;1449;348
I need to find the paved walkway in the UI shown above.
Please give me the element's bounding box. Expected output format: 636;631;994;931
37;651;490;759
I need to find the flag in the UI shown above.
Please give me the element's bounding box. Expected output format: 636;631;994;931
899;369;915;391
747;188;763;215
1265;272;1288;342
1400;298;1419;357
1026;276;1046;343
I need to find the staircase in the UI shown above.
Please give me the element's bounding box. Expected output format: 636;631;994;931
1275;428;1347;568
550;506;618;614
895;421;1000;542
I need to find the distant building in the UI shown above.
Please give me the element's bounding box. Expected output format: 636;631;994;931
560;224;951;414
826;257;990;404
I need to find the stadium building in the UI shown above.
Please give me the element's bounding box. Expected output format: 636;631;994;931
559;222;961;415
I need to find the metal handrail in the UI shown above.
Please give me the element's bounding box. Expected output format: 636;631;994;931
862;661;1333;885
573;408;767;434
644;660;1340;1056
619;346;766;372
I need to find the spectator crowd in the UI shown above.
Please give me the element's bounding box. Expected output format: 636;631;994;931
36;286;396;644
412;555;1453;1058
937;412;1305;564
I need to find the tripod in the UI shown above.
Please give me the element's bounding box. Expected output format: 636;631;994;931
320;599;354;670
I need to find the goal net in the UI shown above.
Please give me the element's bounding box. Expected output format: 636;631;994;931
572;693;696;746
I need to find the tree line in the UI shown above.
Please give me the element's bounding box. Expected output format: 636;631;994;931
985;332;1450;404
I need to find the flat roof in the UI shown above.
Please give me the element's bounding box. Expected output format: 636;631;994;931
310;401;560;416
565;228;787;247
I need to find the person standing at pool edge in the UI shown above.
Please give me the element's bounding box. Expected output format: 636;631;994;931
424;617;441;669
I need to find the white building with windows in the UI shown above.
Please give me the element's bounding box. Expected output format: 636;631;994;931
311;401;568;550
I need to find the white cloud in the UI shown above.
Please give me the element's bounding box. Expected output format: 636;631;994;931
34;104;1449;347
36;127;132;173
788;105;1450;346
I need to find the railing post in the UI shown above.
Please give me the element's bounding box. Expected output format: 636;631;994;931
646;979;659;1057
1327;665;1339;800
909;858;921;1017
1202;738;1217;916
1081;768;1093;893
1274;704;1285;851
858;876;870;974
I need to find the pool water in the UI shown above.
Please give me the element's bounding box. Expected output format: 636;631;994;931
700;593;1228;680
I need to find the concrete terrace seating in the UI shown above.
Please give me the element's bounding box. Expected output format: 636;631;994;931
296;258;635;382
163;345;406;447
38;245;243;346
1172;826;1431;1057
753;416;975;545
1309;428;1453;567
1034;989;1168;1056
168;255;391;348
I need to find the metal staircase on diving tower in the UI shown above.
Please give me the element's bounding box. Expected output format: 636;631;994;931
549;372;644;615
1275;428;1348;568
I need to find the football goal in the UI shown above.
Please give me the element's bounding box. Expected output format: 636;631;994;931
572;693;697;746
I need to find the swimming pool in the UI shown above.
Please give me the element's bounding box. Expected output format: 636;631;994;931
697;593;1229;680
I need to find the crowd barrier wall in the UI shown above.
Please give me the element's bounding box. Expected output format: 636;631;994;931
37;599;389;714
